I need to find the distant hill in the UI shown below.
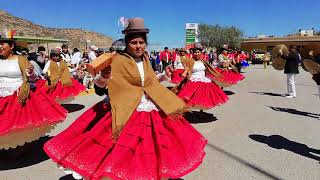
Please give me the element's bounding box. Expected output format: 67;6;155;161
0;10;113;51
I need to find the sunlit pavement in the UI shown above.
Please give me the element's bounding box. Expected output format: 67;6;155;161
1;64;319;180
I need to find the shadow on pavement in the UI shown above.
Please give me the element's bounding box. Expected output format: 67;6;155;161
59;174;184;180
250;91;283;97
251;67;265;69
166;86;174;90
249;134;320;161
224;90;235;95
184;111;218;124
0;136;51;170
267;106;320;119
59;174;77;180
61;104;85;113
207;142;283;180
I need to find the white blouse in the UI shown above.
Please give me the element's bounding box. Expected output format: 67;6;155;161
135;59;159;112
94;59;160;112
190;61;211;83
0;60;23;97
43;60;60;74
173;56;184;69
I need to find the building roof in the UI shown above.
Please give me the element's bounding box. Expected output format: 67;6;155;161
243;35;320;43
13;35;68;43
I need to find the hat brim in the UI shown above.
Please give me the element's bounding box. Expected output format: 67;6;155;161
0;38;14;43
193;48;203;52
122;28;150;34
50;51;61;54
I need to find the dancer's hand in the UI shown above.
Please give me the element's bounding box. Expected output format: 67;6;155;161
25;64;34;76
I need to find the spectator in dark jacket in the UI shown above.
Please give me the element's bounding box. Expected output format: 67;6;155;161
36;46;48;69
280;46;299;98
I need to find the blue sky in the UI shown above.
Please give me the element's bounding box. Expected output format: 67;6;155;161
1;0;319;48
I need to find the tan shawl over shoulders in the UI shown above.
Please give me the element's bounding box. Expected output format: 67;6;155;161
172;58;231;93
17;56;31;104
105;53;186;137
7;55;31;105
47;60;72;88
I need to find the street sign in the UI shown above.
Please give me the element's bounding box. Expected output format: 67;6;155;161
186;23;198;30
185;23;198;48
186;29;196;43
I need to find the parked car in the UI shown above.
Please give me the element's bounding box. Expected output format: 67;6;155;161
251;50;266;64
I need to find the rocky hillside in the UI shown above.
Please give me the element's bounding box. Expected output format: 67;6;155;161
0;10;113;50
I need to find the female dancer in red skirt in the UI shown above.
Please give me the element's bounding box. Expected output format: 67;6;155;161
43;18;207;180
174;43;231;110
168;48;189;84
215;48;244;84
37;49;85;102
0;36;67;150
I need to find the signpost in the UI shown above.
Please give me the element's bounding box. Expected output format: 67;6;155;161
185;23;198;49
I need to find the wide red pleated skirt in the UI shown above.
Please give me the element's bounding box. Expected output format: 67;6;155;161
0;90;67;149
44;101;207;180
37;78;85;100
215;68;245;84
178;80;229;109
170;69;185;84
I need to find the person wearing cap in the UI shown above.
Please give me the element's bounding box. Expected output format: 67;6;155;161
37;48;85;102
35;46;48;69
174;43;230;110
70;48;82;72
215;48;244;84
218;48;232;67
0;33;67;150
280;46;300;98
44;17;207;180
159;46;171;72
186;48;193;59
61;44;72;64
88;45;98;62
69;48;84;83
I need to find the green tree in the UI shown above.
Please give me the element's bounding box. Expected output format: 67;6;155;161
198;24;243;49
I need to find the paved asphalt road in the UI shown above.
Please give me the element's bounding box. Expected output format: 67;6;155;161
0;64;319;180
